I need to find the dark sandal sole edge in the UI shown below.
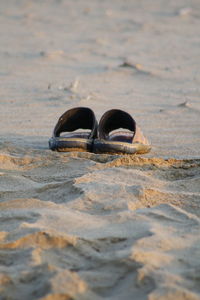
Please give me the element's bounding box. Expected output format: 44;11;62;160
93;140;151;155
49;137;93;152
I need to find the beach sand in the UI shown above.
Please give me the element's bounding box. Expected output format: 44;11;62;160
1;0;200;299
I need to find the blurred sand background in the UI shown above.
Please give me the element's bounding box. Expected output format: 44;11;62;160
1;0;200;299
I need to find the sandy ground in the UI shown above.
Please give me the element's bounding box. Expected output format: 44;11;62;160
1;0;200;299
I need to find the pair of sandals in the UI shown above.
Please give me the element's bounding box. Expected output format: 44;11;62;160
49;107;151;155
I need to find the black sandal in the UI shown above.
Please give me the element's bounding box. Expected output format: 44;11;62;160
93;109;151;155
49;107;98;152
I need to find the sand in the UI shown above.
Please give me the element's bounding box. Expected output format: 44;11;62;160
1;0;200;299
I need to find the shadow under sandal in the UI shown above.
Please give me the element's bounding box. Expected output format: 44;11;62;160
49;107;98;152
93;109;151;155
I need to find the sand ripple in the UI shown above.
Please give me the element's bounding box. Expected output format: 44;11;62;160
1;147;200;299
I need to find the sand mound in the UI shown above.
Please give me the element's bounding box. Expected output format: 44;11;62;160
1;147;200;299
